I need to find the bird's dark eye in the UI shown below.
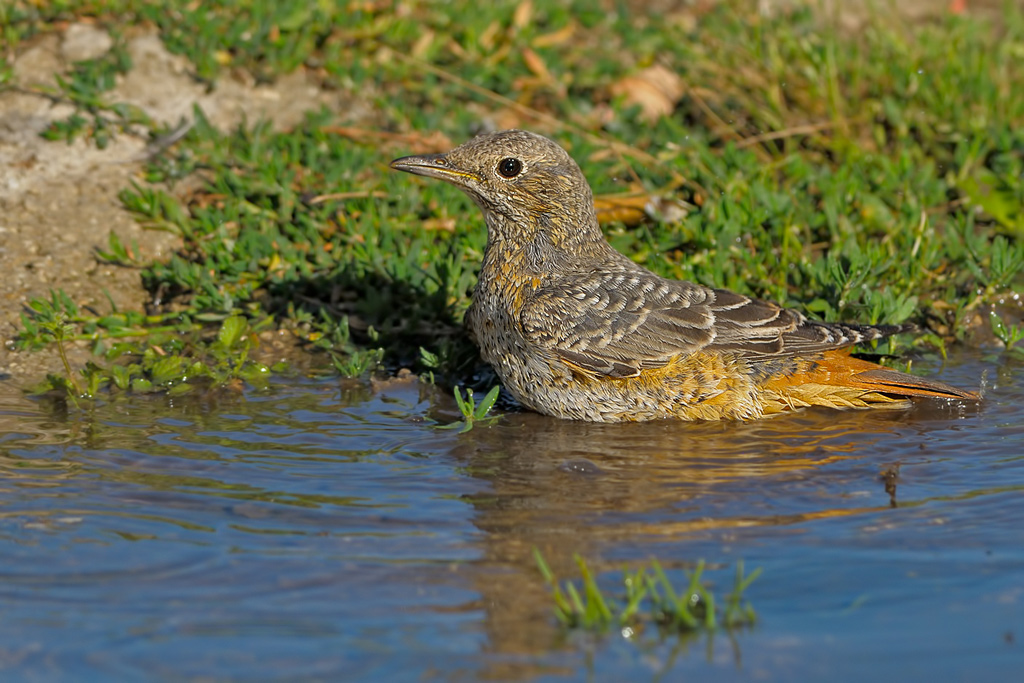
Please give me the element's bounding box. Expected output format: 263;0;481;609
497;157;522;178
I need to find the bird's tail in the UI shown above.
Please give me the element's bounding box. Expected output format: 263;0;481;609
838;362;978;400
761;349;979;412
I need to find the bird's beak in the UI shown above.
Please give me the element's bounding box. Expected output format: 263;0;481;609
389;154;479;186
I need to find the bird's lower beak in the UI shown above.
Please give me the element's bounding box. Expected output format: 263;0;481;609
389;154;479;185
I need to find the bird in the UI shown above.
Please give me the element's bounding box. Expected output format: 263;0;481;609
390;129;979;422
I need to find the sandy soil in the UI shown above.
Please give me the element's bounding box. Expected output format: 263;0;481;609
0;24;352;385
0;2;1008;386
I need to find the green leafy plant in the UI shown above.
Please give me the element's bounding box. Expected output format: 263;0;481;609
439;385;501;432
990;311;1024;357
18;290;86;400
19;293;274;399
95;230;141;266
39;37;154;148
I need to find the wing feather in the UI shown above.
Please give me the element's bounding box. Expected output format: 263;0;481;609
521;270;909;378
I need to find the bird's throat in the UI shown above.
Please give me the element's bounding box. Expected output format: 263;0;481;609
481;211;607;279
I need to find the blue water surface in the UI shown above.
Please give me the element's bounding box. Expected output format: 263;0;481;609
0;353;1020;681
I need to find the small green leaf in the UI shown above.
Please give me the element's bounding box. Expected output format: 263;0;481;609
150;356;186;385
111;364;131;390
452;386;471;416
473;385;500;420
960;169;1024;235
419;346;440;369
217;315;248;349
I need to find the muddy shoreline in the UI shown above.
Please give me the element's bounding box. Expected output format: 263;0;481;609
0;24;353;385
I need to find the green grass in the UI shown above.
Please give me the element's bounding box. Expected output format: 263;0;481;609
6;0;1024;397
533;549;760;635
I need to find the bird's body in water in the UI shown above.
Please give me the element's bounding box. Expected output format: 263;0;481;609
391;130;978;422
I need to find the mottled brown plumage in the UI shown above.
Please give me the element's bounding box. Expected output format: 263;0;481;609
390;130;978;422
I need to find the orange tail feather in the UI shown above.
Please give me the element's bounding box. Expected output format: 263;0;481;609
768;349;979;401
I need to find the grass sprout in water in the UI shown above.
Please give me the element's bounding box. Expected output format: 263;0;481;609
534;549;760;635
989;310;1024;358
439;385;502;433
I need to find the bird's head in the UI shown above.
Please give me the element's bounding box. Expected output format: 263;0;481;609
390;130;603;254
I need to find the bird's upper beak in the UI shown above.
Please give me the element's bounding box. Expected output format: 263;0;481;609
389;153;479;186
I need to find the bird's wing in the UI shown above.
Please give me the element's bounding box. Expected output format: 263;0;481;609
521;269;890;378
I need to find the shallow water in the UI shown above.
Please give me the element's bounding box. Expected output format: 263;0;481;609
0;352;1020;681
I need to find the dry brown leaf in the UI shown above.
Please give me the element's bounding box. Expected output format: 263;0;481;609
447;39;467;60
533;22;576;47
513;0;534;30
422;217;456;232
309;191;387;205
522;47;553;83
594;193;690;226
487;107;530;131
594;196;649;226
320;127;453;154
479;20;500;50
609;64;685;122
483;43;512;67
587;147;617;162
411;30;434;59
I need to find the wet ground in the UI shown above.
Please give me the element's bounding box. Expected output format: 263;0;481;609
1;350;1020;680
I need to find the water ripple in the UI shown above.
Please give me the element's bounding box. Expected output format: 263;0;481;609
0;353;1020;679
